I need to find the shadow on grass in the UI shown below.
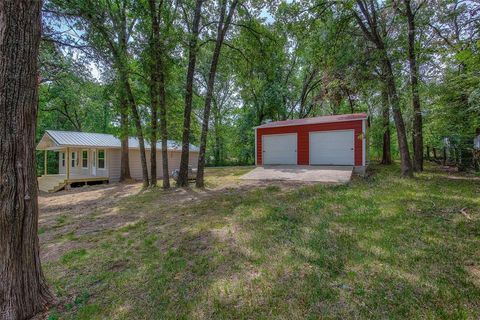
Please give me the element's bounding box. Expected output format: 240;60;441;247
44;164;480;319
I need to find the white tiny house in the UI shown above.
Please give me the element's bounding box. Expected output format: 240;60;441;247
36;130;199;192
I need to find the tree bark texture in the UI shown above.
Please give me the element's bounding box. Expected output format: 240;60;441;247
116;12;149;188
381;88;392;164
353;0;413;177
196;0;238;188
148;0;170;189
149;74;158;187
381;56;414;176
404;0;424;171
177;0;204;187
0;1;55;318
158;67;170;188
119;90;131;181
123;74;149;188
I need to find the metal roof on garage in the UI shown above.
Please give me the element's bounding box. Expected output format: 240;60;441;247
254;113;368;129
36;130;199;152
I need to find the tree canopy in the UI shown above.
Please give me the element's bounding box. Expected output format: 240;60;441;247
38;0;480;178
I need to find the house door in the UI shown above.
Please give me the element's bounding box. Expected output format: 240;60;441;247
91;150;97;176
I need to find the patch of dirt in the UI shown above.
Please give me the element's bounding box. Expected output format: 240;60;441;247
38;175;313;263
466;265;480;288
38;183;142;261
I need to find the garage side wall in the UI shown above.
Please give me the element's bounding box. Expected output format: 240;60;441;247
256;120;363;166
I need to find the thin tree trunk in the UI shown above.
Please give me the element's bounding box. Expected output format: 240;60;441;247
405;0;423;171
117;12;149;188
381;88;392;165
148;0;170;189
119;90;131;181
178;0;204;187
0;1;55;318
158;68;170;188
149;75;158;187
122;74;149;187
381;55;414;177
353;0;413;177
213;99;222;166
196;0;238;188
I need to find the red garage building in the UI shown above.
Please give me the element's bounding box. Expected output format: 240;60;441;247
255;113;368;174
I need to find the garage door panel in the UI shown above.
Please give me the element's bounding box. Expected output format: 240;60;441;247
310;130;354;165
263;134;297;165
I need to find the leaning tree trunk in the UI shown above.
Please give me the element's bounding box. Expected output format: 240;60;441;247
381;55;414;177
352;0;413;177
405;0;423;171
177;0;204;187
115;7;148;188
119;91;131;181
196;0;238;188
0;1;55;318
122;73;149;187
381;88;392;164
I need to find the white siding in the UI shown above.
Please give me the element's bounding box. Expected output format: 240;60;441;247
57;147;110;178
108;148;121;182
128;149;199;181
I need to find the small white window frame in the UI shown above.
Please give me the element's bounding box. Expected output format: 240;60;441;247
60;152;65;167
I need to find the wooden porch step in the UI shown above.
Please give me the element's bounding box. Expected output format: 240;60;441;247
38;175;67;193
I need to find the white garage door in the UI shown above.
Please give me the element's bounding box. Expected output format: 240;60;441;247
263;134;297;165
310;130;354;165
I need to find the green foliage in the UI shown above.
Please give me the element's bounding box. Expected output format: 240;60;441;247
38;0;480;170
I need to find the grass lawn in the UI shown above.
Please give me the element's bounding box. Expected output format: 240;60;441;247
41;164;480;319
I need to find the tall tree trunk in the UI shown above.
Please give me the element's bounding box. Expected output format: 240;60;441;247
122;73;149;187
196;0;238;188
213;99;222;166
177;0;204;187
381;55;414;176
381;88;392;164
149;75;158;187
148;0;170;189
0;1;55;318
353;0;413;177
117;12;149;188
158;67;170;188
405;0;423;171
119;90;131;181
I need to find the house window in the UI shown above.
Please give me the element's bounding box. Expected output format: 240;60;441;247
82;150;88;168
60;152;65;167
98;150;105;169
71;152;77;168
